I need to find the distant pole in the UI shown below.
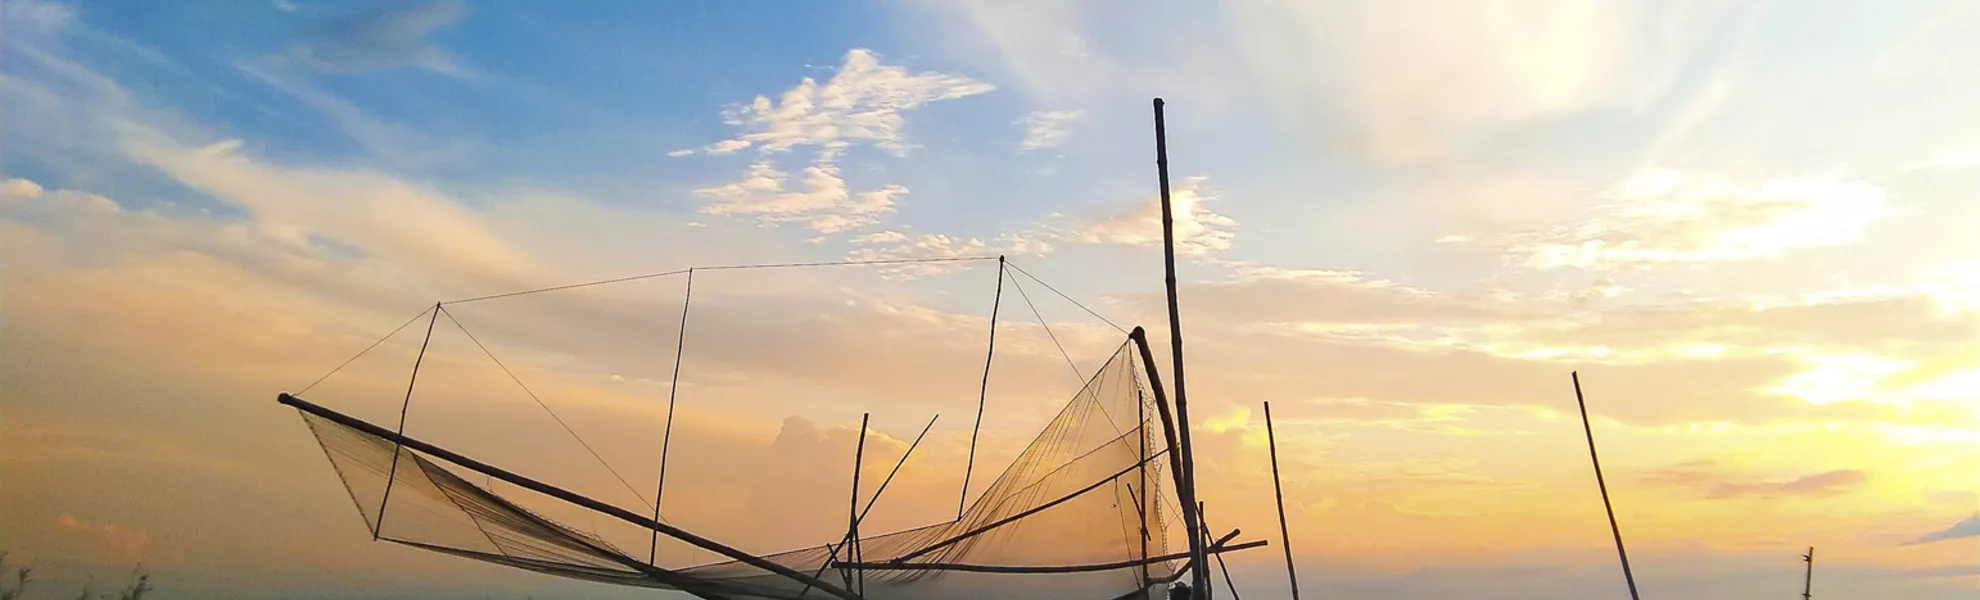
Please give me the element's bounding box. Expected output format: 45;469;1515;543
1572;372;1641;600
1802;546;1815;600
1264;401;1301;600
1153;96;1209;600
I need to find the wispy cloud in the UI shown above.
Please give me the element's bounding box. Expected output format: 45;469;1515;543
1016;109;1081;152
272;0;470;76
1074;176;1236;255
1642;460;1870;499
1904;514;1980;546
1449;169;1892;270
693;159;906;233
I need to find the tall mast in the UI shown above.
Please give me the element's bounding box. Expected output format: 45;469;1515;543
1802;546;1815;600
1153;97;1209;599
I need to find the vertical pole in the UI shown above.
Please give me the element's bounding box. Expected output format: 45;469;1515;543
1264;401;1301;600
1802;546;1814;600
1139;383;1151;587
1573;372;1641;600
849;413;870;595
375;303;441;540
650;268;694;565
1131;327;1204;598
1153;97;1209;599
960;257;1005;521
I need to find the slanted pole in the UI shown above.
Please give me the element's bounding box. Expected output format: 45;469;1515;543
1264;401;1301;600
1130;327;1206;591
1572;372;1641;600
651;267;694;565
847;413;870;594
960;256;1005;520
1152;97;1209;599
1802;546;1815;600
375;303;441;540
277;393;866;600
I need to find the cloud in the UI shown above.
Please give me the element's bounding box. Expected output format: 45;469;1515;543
1016;109;1082;151
846;230;1052;278
689;48;991;235
701;48;993;158
275;0;470;76
56;514;149;562
1450;169;1892;270
1074;176;1236;256
693;159;906;233
1905;515;1980;546
1642;460;1869;499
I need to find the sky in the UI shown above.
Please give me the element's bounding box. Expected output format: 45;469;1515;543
2;0;1978;598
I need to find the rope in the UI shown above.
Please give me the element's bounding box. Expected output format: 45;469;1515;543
959;257;1005;521
298;305;436;394
650;268;694;565
1005;272;1085;385
1005;261;1129;334
439;306;655;512
444;256;999;305
375;304;441;539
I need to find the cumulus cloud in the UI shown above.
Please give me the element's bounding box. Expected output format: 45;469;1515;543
701;48;993;157
693;159;906;233
689;48;991;235
275;0;470;76
1074;176;1236;256
1450;169;1892;270
1016;109;1082;151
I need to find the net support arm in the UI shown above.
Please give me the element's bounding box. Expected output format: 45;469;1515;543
890;448;1168;564
838;539;1267;574
1130;327;1207;583
277;393;867;600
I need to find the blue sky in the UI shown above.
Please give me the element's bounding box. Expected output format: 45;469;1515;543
3;1;1979;599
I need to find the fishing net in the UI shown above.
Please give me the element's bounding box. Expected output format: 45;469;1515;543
294;338;1185;600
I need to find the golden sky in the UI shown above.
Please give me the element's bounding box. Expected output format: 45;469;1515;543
2;0;1977;598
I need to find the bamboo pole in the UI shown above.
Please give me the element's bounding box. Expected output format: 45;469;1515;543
1572;372;1640;600
1152;98;1208;598
1264;401;1301;600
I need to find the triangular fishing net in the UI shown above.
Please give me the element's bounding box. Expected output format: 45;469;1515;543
293;337;1185;600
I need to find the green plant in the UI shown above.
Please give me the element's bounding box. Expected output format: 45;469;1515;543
0;552;33;600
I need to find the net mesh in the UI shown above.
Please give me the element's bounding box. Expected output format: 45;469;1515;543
296;338;1180;599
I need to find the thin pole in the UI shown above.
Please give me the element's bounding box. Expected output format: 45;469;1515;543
1264;401;1301;600
375;303;441;540
960;256;1005;521
1153;97;1209;598
797;414;939;600
1201;501;1241;600
1130;327;1205;595
849;413;870;595
1572;372;1640;600
1802;546;1814;600
650;268;694;565
1138;382;1151;587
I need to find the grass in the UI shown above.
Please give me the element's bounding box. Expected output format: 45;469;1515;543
0;552;151;600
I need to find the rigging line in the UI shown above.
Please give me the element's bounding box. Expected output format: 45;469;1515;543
649;267;694;566
959;256;1005;521
438;305;654;511
1005;271;1086;385
1004;261;1129;334
444;255;1000;305
375;304;441;540
299;305;436;394
446;269;689;304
